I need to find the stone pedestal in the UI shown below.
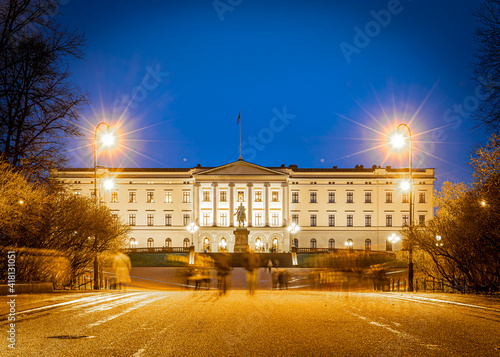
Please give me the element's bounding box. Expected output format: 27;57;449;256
233;228;249;253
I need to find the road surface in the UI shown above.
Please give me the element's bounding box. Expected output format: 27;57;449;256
2;289;500;356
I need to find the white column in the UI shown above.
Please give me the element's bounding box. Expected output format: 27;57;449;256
247;183;253;227
282;182;288;227
212;182;218;226
264;182;270;227
193;183;200;225
229;183;235;227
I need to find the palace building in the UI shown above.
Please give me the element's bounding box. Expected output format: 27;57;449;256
54;158;435;253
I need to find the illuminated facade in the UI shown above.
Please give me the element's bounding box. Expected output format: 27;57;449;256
54;159;435;252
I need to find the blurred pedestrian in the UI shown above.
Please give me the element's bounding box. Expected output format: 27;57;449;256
112;252;131;290
216;251;232;295
267;259;273;273
242;246;260;295
272;268;279;290
278;269;285;290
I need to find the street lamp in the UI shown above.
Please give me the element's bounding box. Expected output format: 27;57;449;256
186;222;198;247
388;233;400;247
436;235;443;247
287;222;300;250
391;123;414;292
93;122;114;290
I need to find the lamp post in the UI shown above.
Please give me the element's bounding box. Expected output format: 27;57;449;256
388;233;400;247
287;222;300;250
391;123;414;292
187;222;198;265
93;122;113;290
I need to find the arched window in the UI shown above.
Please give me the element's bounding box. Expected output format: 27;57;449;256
147;238;154;248
310;238;317;249
183;238;190;247
219;237;228;251
129;238;136;249
272;237;279;252
165;238;172;248
293;238;299;248
386;238;393;252
255;238;263;251
328;238;335;249
203;237;210;251
365;239;371;251
346;238;353;250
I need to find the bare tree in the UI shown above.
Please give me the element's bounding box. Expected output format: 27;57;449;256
473;0;500;130
0;0;88;181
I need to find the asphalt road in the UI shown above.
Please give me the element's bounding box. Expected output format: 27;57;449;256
2;289;500;356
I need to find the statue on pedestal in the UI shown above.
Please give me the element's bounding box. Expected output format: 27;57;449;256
234;203;246;227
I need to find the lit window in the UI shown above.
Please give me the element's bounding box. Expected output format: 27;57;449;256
147;191;154;203
147;238;154;248
365;239;371;251
220;191;227;202
272;191;279;202
402;193;409;203
328;191;335;203
328;214;335;227
365;192;372;203
402;214;409;227
111;192;118;203
128;214;136;226
292;191;299;203
346;238;353;250
147;214;154;226
386;214;393;227
165;214;172;226
347;192;354;203
255;191;262;202
165;191;172;203
183;191;191;203
385;191;393;203
310;192;317;203
310;214;317;227
293;238;299;248
347;214;353;227
238;191;245;202
365;215;371;227
203;190;210;202
128;191;136;203
129;238;136;248
183;238;190;247
165;238;172;248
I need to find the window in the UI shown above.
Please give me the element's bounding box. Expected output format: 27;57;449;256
328;239;335;249
272;238;279;251
203;190;210;202
111;212;118;221
128;191;136;203
347;192;354;203
310;191;317;203
291;214;299;224
147;191;155;203
254;191;262;202
365;239;372;251
165;238;172;247
272;213;280;226
220;237;228;251
183;214;190;226
165;214;172;226
220;213;227;226
328;214;335;227
347;214;353;227
402;214;409;227
272;190;279;202
386;191;393;203
220;190;227;202
310;214;317;227
310;238;317;249
183;238;190;247
165;191;172;203
147;214;154;226
129;238;136;248
402;193;409;203
203;237;210;251
386;214;393;227
365;215;372;227
183;191;191;203
203;213;210;226
328;191;336;203
293;238;299;248
129;214;136;226
346;238;353;249
386;239;393;252
255;213;262;226
419;214;426;225
238;191;244;202
419;192;426;203
147;238;154;248
111;191;118;203
292;191;299;203
365;191;372;203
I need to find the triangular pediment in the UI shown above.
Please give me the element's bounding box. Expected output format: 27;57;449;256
195;160;287;176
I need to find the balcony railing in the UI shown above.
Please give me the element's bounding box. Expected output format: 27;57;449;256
123;247;190;254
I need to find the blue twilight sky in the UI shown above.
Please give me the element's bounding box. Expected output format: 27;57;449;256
58;0;488;187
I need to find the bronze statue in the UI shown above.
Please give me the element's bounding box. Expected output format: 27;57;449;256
234;203;246;227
